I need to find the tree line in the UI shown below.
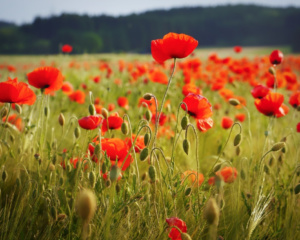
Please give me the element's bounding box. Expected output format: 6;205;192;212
0;5;299;54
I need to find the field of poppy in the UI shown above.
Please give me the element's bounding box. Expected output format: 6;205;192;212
0;33;300;240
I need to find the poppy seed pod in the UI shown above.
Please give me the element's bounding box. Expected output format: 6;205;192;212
271;142;285;152
140;147;149;161
89;104;96;116
148;165;156;182
233;134;242;146
58;113;65;127
203;198;219;225
183;139;190;155
181;116;189;130
143;93;153;100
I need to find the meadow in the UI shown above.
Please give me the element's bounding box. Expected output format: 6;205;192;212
0;39;299;240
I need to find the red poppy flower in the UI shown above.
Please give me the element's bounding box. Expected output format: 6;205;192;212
221;116;233;129
27;66;63;94
151;113;168;126
235;113;246;122
166;217;187;240
117;96;129;110
0;78;36;105
181;93;212;119
102;115;123;133
182;84;202;96
61;44;73;53
251;85;270;99
217;167;238;183
181;170;204;186
254;92;284;117
289;91;300;108
297;123;300;133
197;117;213;132
148;69;168;84
61;81;73;95
124;134;145;153
269;50;283;65
69;90;86;104
151;32;198;63
108;103;115;112
78;115;103;130
233;46;242;53
2;114;23;131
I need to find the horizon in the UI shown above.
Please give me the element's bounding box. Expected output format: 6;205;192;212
1;1;300;25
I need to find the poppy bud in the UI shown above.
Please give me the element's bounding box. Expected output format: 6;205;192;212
0;107;8;118
2;170;7;182
44;106;49;117
59;177;64;186
203;198;219;225
181;116;189;130
183;139;190;155
140;147;149;161
148;165;156;183
236;146;241;156
58;113;65;127
233;134;242;146
50;206;57;220
9;134;15;143
228;98;240;106
145;109;152;122
294;183;300;195
181;233;192;240
101;108;109;119
268;67;276;75
110;165;120;182
141;172;148;181
89;172;96;188
143;93;153;100
74;127;80;139
271;142;285;152
105;179;111;188
240;169;246;180
94;144;101;160
15;104;22;114
57;214;67;221
264;165;270;174
144;133;150;146
89;104;96;116
121;122;129;135
185;187;192;196
213;163;222;172
115;183;121;193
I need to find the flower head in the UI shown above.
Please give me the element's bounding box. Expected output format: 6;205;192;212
78;115;103;130
166;217;187;240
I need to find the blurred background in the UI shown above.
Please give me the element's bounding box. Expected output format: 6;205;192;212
0;0;299;54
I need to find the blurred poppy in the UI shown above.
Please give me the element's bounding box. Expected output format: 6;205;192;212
151;32;198;63
182;83;202;96
2;114;23;131
69;90;86;104
151;112;168;126
181;93;212;119
27;66;63;94
102;115;123;133
125;134;145;153
297;123;300;133
254;92;285;117
78;115;103;130
117;96;129;110
108;103;115;112
217;167;238;183
61;81;73;95
269;50;283;65
289;91;300;108
251;85;270;99
235;113;246;122
149;69;168;84
233;46;242;53
166;217;187;240
275;103;289;118
181;170;204;186
221;116;233;129
61;44;73;53
0;78;36;105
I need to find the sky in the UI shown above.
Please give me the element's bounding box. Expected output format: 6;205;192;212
1;0;300;25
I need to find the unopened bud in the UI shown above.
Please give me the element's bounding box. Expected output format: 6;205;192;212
105;179;111;188
144;133;150;146
236;146;241;156
2;170;8;182
0;107;8;118
110;165;120;182
213;163;222;173
181;116;189;130
269;66;276;75
15;104;22;114
89;172;96;188
141;172;148;181
233;134;242;146
183;139;190;155
271;142;285;152
203;198;219;225
143;93;153;100
44;106;49;117
101;108;109;119
74;127;80;139
94;144;101;160
181;233;192;240
148;165;156;183
228;98;240;106
140;147;149;161
58;113;65;126
121;122;129;135
89;104;96;116
145;109;152;122
294;183;300;195
185;187;192;196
